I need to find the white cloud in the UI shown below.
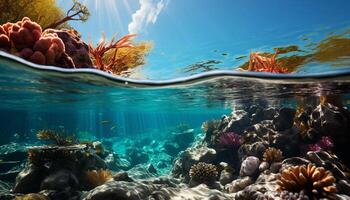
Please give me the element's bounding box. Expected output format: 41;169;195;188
128;0;167;34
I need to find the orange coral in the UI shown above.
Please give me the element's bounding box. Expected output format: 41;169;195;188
84;169;113;188
248;50;288;73
277;163;336;197
263;147;283;164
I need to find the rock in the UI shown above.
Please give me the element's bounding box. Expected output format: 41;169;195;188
149;184;233;200
0;142;28;162
45;29;93;68
309;103;349;137
224;110;251;133
269;162;282;173
104;153;118;171
281;157;310;171
259;161;269;172
127;164;157;179
13;163;44;193
126;148;149;166
238;142;268;161
240;156;260;177
226;176;253;193
163;142;180;157
172;129;195;149
219;167;234;185
113;171;133;182
156;160;167;169
172;143;216;181
233;173;280;199
40;169;79;191
0;180;14;200
273;107;296;131
147;164;157;174
83;181;161;200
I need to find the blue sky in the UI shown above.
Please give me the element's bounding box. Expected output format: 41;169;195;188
57;0;350;79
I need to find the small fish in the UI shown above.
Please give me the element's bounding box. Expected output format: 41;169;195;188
235;55;247;60
58;125;65;129
110;125;117;131
101;120;111;125
38;117;43;121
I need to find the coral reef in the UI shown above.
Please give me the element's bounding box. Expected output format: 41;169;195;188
15;193;48;200
277;163;337;198
84;169;113;189
189;162;218;187
263;147;283;164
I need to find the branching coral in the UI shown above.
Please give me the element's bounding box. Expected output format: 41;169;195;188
84;169;113;188
36;129;77;146
88;33;136;73
263;147;283;164
277;163;337;198
189;162;218;185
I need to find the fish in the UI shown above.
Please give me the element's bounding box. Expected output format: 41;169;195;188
110;125;117;131
58;125;65;129
101;120;111;125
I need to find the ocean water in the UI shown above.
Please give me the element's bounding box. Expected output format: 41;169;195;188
0;51;350;174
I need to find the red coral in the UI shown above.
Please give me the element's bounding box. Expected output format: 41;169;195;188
0;17;75;68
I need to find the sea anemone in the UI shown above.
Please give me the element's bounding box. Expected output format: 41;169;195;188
189;162;218;186
263;147;283;164
84;169;113;188
218;132;242;147
277;163;336;198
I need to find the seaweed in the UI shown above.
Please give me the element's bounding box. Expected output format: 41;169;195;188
36;129;78;146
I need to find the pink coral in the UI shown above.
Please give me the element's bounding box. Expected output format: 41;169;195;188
219;132;242;147
301;136;334;154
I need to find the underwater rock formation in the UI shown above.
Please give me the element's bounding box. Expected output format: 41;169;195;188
44;29;93;68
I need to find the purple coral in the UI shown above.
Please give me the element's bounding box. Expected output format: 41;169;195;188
318;136;334;150
303;136;334;154
219;132;242;147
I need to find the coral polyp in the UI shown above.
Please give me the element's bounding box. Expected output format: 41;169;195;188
218;132;242;148
84;169;113;188
189;162;218;186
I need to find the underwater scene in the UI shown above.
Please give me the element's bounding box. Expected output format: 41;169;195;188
1;0;350;200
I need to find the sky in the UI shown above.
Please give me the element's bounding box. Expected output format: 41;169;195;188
57;0;350;79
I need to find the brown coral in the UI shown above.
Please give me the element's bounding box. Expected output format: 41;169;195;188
277;163;337;197
36;129;77;146
84;169;113;188
189;162;218;185
263;147;283;164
